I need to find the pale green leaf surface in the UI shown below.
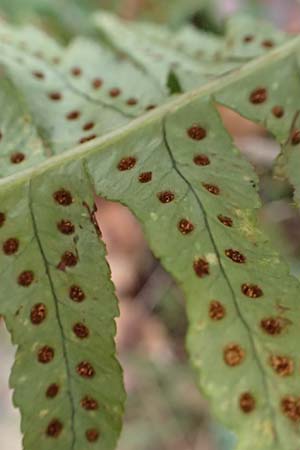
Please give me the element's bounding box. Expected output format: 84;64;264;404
0;77;47;176
221;16;289;61
62;37;167;108
0;23;64;63
94;12;217;91
131;21;240;81
0;22;167;165
132;22;223;61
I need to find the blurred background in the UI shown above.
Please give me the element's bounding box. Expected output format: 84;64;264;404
1;1;300;449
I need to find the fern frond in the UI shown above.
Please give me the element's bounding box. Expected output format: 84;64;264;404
1;13;300;450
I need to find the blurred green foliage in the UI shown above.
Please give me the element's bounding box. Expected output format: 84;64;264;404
0;0;216;41
0;0;268;43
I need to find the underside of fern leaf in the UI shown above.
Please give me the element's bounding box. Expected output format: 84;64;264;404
0;166;125;449
86;97;300;450
1;10;300;450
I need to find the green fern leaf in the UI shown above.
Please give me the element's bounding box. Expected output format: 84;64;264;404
85;94;300;450
0;164;125;449
1;13;300;450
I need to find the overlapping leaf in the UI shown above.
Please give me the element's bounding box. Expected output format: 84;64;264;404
0;21;168;173
277;111;300;207
272;54;300;209
221;15;289;60
94;12;222;91
211;21;300;207
94;13;292;91
0;77;47;176
1;12;300;450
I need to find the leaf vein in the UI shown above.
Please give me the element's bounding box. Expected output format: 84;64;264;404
28;180;76;450
162;114;280;443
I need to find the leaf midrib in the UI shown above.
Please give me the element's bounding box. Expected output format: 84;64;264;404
162;115;280;446
1;35;300;189
28;180;76;449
